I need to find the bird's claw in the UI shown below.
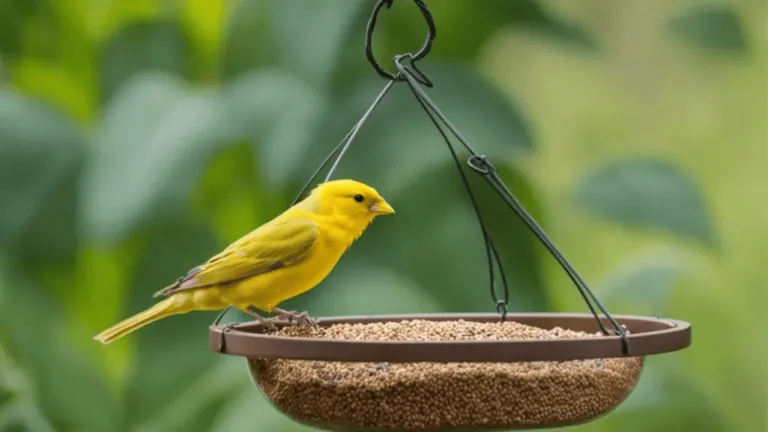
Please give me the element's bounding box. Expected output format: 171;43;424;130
259;319;278;331
242;307;278;331
274;309;318;326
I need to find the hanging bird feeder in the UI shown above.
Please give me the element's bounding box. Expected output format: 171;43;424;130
209;1;692;431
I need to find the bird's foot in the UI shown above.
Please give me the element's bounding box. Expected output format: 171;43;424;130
271;307;318;326
243;307;267;321
243;307;277;331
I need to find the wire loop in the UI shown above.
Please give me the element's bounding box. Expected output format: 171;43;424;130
496;301;508;321
467;154;496;175
366;0;436;85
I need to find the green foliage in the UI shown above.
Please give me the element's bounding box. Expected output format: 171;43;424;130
0;0;763;431
0;0;49;57
668;4;747;53
83;73;229;244
0;268;119;431
573;159;718;246
0;91;85;261
606;358;729;432
597;249;686;316
100;22;193;102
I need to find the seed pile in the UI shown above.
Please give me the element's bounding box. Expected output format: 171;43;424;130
250;320;642;431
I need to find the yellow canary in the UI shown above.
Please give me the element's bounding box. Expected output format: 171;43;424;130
94;179;395;344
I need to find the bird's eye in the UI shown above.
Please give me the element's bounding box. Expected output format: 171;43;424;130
353;194;364;203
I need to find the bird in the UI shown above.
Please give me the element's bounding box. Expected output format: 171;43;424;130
94;179;395;344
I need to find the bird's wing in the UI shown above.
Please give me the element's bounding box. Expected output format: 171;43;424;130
154;216;319;297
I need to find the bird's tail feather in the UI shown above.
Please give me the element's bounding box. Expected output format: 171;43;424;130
94;297;179;344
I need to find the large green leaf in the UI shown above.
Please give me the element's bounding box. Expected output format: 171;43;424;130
573;159;718;246
270;0;367;89
668;4;747;53
0;91;85;259
221;69;326;186
82;72;229;244
100;21;193;102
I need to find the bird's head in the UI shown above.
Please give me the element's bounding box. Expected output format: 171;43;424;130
310;179;395;221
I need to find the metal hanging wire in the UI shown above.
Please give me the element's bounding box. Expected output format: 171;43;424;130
213;0;630;355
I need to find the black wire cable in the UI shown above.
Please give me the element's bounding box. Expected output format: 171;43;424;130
394;57;630;353
401;71;510;320
295;80;397;203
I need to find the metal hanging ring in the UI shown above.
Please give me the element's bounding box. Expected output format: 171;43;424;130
365;0;436;82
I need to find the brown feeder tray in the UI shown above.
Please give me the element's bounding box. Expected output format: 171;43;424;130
209;313;690;432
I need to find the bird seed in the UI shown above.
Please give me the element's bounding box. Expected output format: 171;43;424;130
249;319;642;431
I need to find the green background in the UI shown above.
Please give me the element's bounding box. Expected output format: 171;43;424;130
0;0;765;431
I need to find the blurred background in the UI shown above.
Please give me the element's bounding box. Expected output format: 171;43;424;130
0;0;765;431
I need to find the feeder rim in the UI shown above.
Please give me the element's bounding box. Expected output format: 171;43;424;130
209;312;690;363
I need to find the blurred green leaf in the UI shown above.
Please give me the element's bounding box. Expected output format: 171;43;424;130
123;218;222;427
668;4;747;53
0;0;52;57
221;68;326;186
608;358;729;431
13;156;82;264
221;0;276;80
0;91;85;258
292;261;444;316
0;268;120;431
101;21;193;102
134;357;248;432
192;143;273;243
271;0;367;89
598;249;687;315
573;159;718;246
212;388;317;432
82;72;229;244
11;58;95;124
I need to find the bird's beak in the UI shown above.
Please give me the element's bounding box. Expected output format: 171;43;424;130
369;198;395;215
